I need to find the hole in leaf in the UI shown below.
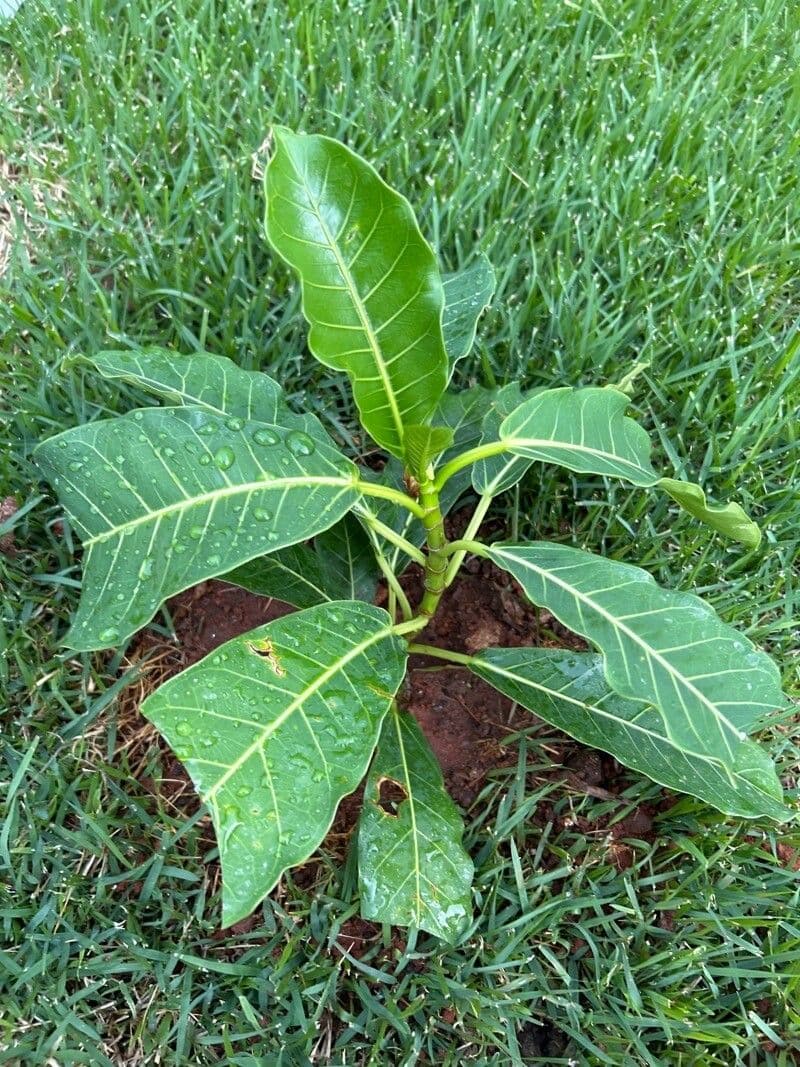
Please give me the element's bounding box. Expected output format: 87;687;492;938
377;776;408;816
247;638;285;677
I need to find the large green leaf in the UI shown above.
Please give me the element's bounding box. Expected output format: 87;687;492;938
659;478;761;549
358;707;473;940
403;424;455;479
85;348;330;442
265;128;448;458
485;543;785;763
442;253;496;379
470;648;789;821
141;602;407;926
35;408;359;650
223;514;379;610
500;386;659;485
498;387;760;545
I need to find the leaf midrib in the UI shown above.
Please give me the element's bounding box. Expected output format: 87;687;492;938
204;618;399;799
504;435;656;482
84;475;355;546
289;158;406;448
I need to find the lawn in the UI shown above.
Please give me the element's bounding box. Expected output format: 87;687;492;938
1;0;799;1063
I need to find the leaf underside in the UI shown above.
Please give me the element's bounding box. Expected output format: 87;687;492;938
265;128;448;458
35;408;358;649
471;648;788;821
485;542;785;764
224;513;379;609
141;601;408;926
358;707;474;941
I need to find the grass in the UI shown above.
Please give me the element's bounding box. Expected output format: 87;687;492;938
2;0;799;1062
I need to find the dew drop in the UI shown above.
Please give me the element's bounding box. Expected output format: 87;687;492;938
226;416;245;431
214;445;236;471
133;411;144;420
236;785;253;798
189;525;204;540
197;422;216;436
253;507;272;522
266;531;279;543
68;460;83;472
253;427;280;447
98;627;120;643
138;557;155;580
207;553;221;567
175;721;192;737
285;431;315;456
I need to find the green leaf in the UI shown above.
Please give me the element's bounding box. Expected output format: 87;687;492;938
265;128;448;458
141;602;408;926
441;253;496;378
659;477;761;549
472;382;539;495
500;386;659;485
220;544;331;610
222;514;378;610
485;543;786;763
358;707;473;940
35;408;359;650
85;347;330;442
403;424;455;479
497;387;758;546
471;648;789;821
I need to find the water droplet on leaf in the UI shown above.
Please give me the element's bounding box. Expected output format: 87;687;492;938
214;446;235;471
285;431;315;456
253;427;280;447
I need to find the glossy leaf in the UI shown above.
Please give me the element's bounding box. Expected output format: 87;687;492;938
35;408;358;650
265;128;448;457
141;602;407;925
85;348;319;433
220;544;331;610
472;382;540;495
500;386;659;485
471;648;789;821
358;707;473;940
659;477;761;548
485;542;785;762
442;253;496;378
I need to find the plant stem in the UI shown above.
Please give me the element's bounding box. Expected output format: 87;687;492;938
355;479;427;519
418;470;449;618
443;492;493;587
358;511;426;565
407;643;473;666
432;439;508;493
442;538;488;557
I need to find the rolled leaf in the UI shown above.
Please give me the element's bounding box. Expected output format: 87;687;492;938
471;648;789;821
358;707;473;940
265;128;448;458
659;478;761;549
35;408;359;650
85;348;330;442
141;602;407;925
404;424;455;479
442;253;496;379
485;542;786;763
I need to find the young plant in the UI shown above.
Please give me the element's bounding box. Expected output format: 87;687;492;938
36;130;791;941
